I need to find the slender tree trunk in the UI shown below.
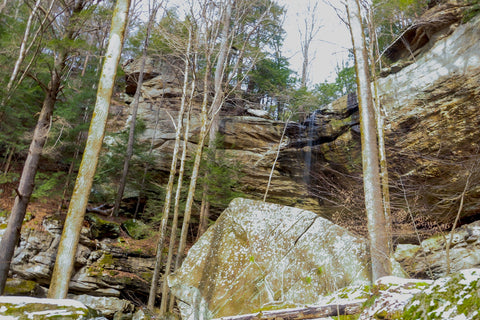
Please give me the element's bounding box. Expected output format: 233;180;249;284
3;0;41;102
163;76;196;313
165;51;198;311
173;61;211;274
367;9;392;252
0;85;59;294
2;146;14;176
2;0;56;107
58;107;89;213
198;0;232;237
264;117;290;201
147;24;192;311
47;0;130;298
345;0;391;281
299;2;321;87
0;0;7;15
112;2;161;217
0;0;87;293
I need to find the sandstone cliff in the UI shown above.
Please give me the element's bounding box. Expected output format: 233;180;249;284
119;4;480;242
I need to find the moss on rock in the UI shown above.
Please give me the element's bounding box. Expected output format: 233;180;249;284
4;279;44;297
85;213;120;238
0;296;99;319
401;269;480;319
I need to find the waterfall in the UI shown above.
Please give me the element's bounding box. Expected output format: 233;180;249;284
303;110;318;186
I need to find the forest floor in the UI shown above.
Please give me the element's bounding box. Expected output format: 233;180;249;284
0;171;161;256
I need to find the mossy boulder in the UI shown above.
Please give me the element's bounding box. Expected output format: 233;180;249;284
401;269;480;319
122;219;150;240
169;198;371;320
4;279;46;297
85;213;120;239
356;269;480;319
0;296;99;319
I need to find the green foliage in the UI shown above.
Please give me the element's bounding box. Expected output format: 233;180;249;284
248;56;293;96
372;0;429;54
32;172;64;201
93;119;152;203
401;271;480;319
284;62;357;121
0;0;108;176
334;64;357;96
463;0;480;22
197;134;245;210
0;172;20;185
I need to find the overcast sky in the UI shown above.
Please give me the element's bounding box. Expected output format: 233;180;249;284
277;0;352;85
152;0;353;86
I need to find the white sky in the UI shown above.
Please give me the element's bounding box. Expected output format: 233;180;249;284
278;0;352;85
151;0;352;86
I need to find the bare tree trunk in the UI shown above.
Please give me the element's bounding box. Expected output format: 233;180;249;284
47;0;130;298
161;81;196;314
264;117;290;201
367;9;392;252
345;0;391;281
211;300;364;320
299;1;321;87
2;146;15;176
0;84;58;294
148;23;192;311
298;1;321;120
173;63;211;275
58;107;89;213
112;1;161;217
0;0;87;294
3;0;41;101
198;0;232;239
0;0;7;15
2;0;56;107
446;158;476;274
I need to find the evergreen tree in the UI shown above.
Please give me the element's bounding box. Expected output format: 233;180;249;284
48;0;131;298
0;0;96;294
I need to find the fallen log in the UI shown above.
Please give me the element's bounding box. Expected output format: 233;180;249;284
213;299;366;320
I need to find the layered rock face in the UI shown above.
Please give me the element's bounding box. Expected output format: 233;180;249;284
120;7;480;238
378;9;480;231
395;220;480;279
1;214;152;318
169;198;371;319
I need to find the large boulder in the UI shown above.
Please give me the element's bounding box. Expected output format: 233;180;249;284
0;296;98;319
168;198;371;320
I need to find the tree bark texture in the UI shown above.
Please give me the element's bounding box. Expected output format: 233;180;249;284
345;0;392;281
148;21;191;311
198;0;233;238
47;0;130;298
0;0;87;293
113;2;161;217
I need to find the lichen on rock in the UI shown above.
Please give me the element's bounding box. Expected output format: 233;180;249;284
168;198;371;320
